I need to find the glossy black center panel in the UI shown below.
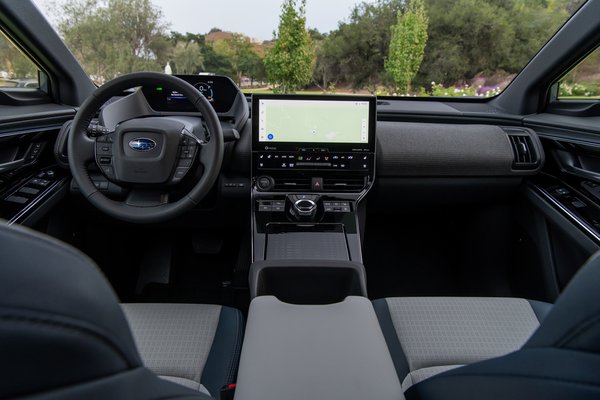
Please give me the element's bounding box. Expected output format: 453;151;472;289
250;94;376;263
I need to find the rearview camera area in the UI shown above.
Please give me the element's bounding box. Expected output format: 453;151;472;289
256;97;371;144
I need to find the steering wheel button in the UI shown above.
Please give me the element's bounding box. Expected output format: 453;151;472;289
179;148;191;157
101;166;114;177
99;156;111;165
178;159;192;168
96;144;113;155
174;167;188;179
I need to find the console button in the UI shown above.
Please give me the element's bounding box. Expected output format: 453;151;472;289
30;178;51;187
256;176;275;191
259;204;272;212
6;195;29;204
311;177;323;191
19;187;40;195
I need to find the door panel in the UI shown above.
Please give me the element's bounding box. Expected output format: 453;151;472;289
0;111;74;226
522;117;600;298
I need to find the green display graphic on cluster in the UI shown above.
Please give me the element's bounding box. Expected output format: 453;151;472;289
260;102;369;143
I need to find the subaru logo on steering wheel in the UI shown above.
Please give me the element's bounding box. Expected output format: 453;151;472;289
129;138;156;151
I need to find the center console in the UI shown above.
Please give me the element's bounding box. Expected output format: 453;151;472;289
251;94;376;263
239;95;394;400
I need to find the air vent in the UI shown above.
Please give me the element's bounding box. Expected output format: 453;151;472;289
272;177;311;191
323;177;367;192
506;129;541;170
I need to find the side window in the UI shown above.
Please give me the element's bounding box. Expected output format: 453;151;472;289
0;32;40;89
558;46;600;99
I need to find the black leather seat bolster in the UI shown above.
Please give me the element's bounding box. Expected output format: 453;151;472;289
372;298;410;383
27;367;213;400
405;347;600;400
526;253;600;352
200;306;244;396
527;299;553;323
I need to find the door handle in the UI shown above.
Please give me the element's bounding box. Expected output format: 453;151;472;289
0;158;25;173
554;149;600;183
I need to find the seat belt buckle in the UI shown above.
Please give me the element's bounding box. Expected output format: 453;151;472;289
220;383;236;400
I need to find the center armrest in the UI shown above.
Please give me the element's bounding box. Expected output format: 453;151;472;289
234;296;404;400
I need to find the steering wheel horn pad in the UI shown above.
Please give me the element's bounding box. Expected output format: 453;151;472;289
100;117;189;185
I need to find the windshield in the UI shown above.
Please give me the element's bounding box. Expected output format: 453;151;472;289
33;0;584;97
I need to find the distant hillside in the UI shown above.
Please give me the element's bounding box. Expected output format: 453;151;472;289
205;29;270;56
205;31;233;43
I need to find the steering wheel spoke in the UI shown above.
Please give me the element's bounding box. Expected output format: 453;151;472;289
125;188;170;207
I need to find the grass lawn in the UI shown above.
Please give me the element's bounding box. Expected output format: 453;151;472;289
242;88;328;95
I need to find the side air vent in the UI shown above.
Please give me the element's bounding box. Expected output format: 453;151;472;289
505;129;542;170
272;177;311;191
322;177;367;192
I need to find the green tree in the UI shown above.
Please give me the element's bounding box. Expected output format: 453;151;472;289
0;33;38;81
314;0;402;91
202;45;234;76
213;34;260;86
171;41;204;74
58;0;169;83
264;0;314;93
244;51;267;86
385;0;428;94
415;0;571;88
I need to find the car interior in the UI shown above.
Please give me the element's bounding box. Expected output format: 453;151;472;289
1;1;600;399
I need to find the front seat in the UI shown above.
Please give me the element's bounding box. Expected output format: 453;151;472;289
0;222;242;400
374;253;600;399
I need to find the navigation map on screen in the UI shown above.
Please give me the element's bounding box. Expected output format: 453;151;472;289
257;99;369;144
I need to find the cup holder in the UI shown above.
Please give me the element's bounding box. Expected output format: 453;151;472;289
250;260;367;304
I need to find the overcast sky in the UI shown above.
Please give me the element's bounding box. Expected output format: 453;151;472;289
33;0;370;41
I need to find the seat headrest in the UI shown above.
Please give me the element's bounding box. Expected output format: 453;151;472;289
526;251;600;353
0;223;142;398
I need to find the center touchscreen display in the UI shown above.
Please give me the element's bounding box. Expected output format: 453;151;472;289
256;98;371;144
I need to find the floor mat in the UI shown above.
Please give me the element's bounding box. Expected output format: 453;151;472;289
74;222;250;312
363;205;515;300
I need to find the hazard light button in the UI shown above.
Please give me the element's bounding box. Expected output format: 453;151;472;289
311;177;323;191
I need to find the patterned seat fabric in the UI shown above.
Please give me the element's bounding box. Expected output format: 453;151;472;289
373;297;550;390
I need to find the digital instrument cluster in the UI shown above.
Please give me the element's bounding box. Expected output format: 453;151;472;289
142;75;239;113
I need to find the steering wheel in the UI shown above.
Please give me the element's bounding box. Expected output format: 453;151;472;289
68;72;224;224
